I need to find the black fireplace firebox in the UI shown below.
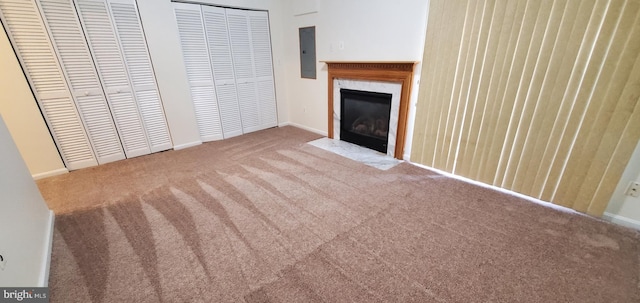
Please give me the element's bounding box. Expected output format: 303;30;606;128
340;89;392;153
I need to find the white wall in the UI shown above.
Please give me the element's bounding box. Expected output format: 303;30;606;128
0;23;67;178
281;0;430;155
0;115;55;287
136;0;289;148
605;140;640;230
136;0;201;149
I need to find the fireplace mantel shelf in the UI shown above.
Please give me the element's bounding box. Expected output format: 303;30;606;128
320;61;418;64
324;61;417;159
321;61;417;72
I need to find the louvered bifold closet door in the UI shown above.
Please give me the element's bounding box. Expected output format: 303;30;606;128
173;2;223;141
226;8;261;134
248;10;277;129
107;0;172;152
74;0;150;157
0;0;98;170
202;5;243;138
37;0;126;164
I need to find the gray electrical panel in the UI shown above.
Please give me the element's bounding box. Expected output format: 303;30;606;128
299;26;316;79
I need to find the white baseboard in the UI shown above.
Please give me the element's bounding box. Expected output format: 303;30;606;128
32;168;68;180
279;122;328;136
173;140;202;151
602;212;640;231
411;162;640;231
38;210;55;287
408;162;583;216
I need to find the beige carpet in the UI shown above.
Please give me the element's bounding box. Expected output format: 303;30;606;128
39;127;640;302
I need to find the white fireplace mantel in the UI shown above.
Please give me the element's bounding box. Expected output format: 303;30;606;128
333;79;402;157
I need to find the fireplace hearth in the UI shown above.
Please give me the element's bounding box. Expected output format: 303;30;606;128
340;89;392;153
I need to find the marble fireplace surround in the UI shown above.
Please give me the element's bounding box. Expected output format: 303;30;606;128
324;62;417;159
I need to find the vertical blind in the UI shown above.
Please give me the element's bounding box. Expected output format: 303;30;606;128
411;0;640;216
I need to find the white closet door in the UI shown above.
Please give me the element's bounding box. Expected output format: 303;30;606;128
202;6;243;138
37;0;125;164
74;0;150;158
173;2;223;141
0;0;98;170
225;8;261;134
107;0;172;152
248;10;277;129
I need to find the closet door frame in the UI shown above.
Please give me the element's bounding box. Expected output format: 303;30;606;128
0;0;99;170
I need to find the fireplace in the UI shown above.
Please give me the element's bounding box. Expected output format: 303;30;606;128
324;61;416;159
340;89;392;153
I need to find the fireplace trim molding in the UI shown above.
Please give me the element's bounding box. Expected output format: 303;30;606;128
324;61;417;159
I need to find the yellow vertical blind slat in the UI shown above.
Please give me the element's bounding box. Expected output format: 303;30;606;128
512;0;574;194
413;0;444;166
412;0;640;216
478;0;528;185
547;0;627;204
436;0;473;170
528;0;596;196
421;0;460;167
468;0;523;181
494;0;552;188
457;0;502;177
